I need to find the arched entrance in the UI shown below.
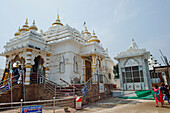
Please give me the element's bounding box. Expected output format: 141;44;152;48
7;55;26;84
11;55;25;69
31;56;45;84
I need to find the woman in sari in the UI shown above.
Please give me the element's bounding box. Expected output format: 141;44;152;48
154;85;164;107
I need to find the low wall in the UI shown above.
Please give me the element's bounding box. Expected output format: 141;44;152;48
0;83;113;108
24;84;54;101
81;84;112;105
0;84;54;103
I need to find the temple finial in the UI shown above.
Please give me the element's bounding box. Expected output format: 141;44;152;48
85;26;87;31
57;14;59;20
93;30;95;36
33;20;35;25
25;18;28;24
129;38;138;49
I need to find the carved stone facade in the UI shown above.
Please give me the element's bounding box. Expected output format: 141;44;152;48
0;15;115;85
115;39;152;90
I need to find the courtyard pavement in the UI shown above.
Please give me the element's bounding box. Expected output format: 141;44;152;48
1;97;170;113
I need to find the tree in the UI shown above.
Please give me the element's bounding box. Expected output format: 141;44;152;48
113;64;119;79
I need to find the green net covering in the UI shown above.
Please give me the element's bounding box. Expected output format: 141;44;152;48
119;90;155;100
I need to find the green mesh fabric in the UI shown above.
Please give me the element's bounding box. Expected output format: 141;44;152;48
119;90;154;100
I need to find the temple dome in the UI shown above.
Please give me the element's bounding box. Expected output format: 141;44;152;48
29;20;38;31
83;26;91;35
52;14;63;26
88;30;100;43
14;27;21;36
20;19;30;32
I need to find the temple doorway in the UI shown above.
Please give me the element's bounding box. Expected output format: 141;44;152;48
31;56;45;84
85;60;91;82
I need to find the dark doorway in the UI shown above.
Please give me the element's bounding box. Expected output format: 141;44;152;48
31;56;45;84
85;61;91;82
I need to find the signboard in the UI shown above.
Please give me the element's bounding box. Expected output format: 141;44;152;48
99;83;104;93
82;85;88;97
22;105;42;113
0;83;10;93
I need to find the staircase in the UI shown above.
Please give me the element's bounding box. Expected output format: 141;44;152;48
41;76;83;98
0;74;114;103
0;75;83;103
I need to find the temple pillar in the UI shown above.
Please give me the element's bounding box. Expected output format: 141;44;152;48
5;55;9;69
100;58;103;74
24;49;32;85
81;56;86;83
92;54;97;82
45;53;50;79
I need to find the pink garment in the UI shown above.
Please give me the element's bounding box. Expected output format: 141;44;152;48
154;88;164;106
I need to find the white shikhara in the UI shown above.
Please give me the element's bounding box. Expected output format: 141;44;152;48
115;39;152;90
1;14;115;85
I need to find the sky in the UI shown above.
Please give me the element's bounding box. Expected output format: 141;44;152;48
0;0;170;69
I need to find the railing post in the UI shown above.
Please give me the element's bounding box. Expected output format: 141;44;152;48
10;61;13;107
73;80;75;97
44;79;45;89
90;79;91;90
55;84;56;98
20;99;23;113
53;97;55;113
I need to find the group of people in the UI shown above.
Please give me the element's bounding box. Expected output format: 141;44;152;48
0;65;25;86
154;84;170;107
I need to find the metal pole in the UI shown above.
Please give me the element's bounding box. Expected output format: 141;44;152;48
53;97;55;113
22;60;25;101
73;80;75;97
20;99;23;113
55;84;56;98
10;61;13;107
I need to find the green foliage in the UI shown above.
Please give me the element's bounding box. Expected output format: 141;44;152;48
113;64;119;79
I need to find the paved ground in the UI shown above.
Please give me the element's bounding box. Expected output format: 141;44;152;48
1;97;170;113
76;98;170;113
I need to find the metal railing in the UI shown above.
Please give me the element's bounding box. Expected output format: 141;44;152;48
83;74;96;90
83;74;114;91
0;75;21;93
0;97;75;112
39;75;76;98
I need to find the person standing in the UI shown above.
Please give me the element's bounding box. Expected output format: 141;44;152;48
164;85;170;104
160;84;166;96
154;85;164;107
15;65;21;84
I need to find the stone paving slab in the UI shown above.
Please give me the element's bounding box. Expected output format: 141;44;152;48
1;97;170;113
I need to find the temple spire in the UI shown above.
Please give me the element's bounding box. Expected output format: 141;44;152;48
52;13;63;26
29;20;38;31
33;20;35;25
129;38;138;49
25;18;28;25
57;14;60;20
92;30;95;36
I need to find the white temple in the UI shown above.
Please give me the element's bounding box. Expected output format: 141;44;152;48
148;54;161;70
115;39;152;90
0;15;115;85
148;54;162;84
